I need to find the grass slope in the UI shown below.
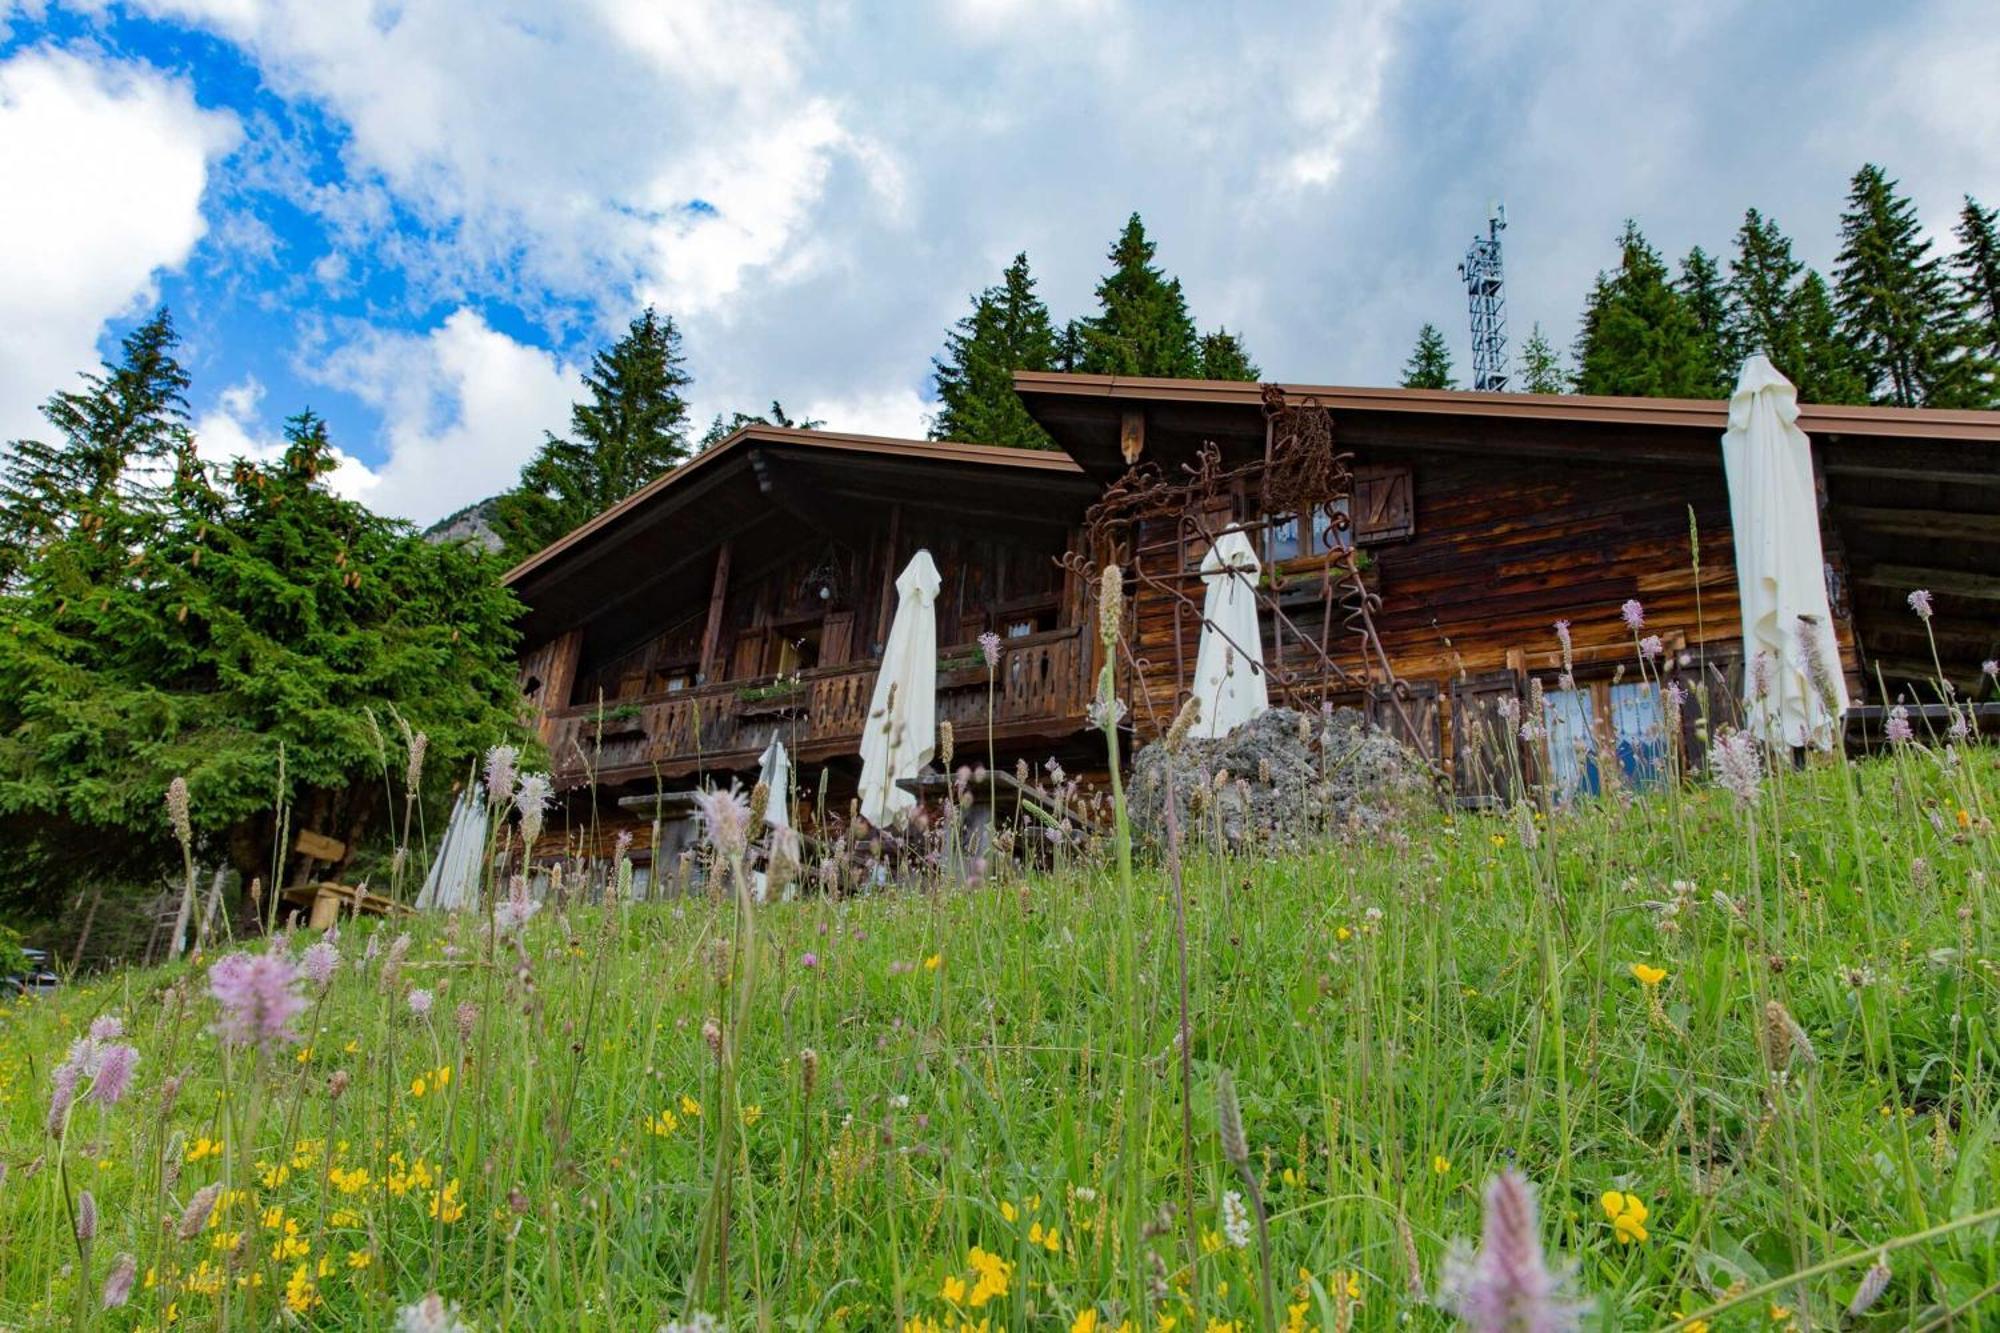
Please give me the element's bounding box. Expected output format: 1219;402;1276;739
2;749;1996;1331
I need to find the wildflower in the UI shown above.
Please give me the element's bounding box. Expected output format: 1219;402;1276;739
1437;1169;1588;1332
90;1016;124;1041
493;876;540;934
300;938;339;990
1630;963;1667;987
1848;1256;1891;1317
514;772;554;850
103;1252;137;1308
407;988;435;1019
1885;705;1914;745
1709;732;1761;806
695;784;751;857
1099;563;1122;647
1072;1310;1101;1333
396;1293;472;1333
1620;599;1645;630
1761;1000;1816;1072
1638;634;1663;661
179;1183;221;1238
942;1274;967;1303
455;1001;478;1042
1030;1219;1061;1252
1087;695;1128;730
979;630;1002;669
76;1188;97;1241
1433;1155;1452;1175
1748;650;1774;701
800;952;818;969
924;953;941;972
1221;1190;1252;1248
1984;659;1998;680
207;950;307;1052
87;1040;139;1107
1908;589;1933;620
1599;1191;1648;1244
966;1245;1012;1306
484;743;519;805
1216;1069;1249;1167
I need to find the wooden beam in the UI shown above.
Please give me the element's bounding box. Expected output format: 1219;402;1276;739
1119;408;1146;466
873;503;902;653
1840;506;2000;543
697;541;732;683
1854;563;2000;604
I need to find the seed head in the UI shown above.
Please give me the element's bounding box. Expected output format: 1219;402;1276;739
1166;695;1203;750
165;777;192;850
1099;564;1122;648
102;1252;137;1309
483;744;518;804
800;1047;820;1098
75;1188;97;1242
179;1183;221;1238
747;781;770;833
404;729;429;790
1216;1069;1249;1166
937;722;954;768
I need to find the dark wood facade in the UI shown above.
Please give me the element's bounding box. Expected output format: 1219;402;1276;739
507;380;2000;828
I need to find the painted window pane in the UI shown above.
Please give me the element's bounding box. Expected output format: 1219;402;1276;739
1541;686;1599;802
1608;681;1667;788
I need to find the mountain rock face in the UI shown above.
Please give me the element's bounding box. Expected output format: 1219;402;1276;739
422;496;504;553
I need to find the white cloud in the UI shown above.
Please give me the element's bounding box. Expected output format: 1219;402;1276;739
0;45;237;446
309;309;580;525
119;0;900;321
799;384;933;440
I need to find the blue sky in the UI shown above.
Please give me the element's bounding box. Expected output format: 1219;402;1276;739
1;0;1994;523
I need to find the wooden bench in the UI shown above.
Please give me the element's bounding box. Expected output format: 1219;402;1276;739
278;882;411;930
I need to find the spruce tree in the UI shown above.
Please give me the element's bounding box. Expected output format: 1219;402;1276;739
1726;209;1804;369
1952;195;2000;387
1573;222;1712;398
1677;245;1734;394
0;309;191;583
1197;327;1261;381
1787;272;1869;405
1075;214;1202;378
1400;323;1457;389
1516;322;1567;394
1832;164;1985;408
929;252;1061;448
493;307;692;563
698;401;824;452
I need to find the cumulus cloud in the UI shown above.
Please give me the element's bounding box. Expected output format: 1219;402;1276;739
191;376;380;504
308;309;580;525
0;45;238;447
797;384;933;441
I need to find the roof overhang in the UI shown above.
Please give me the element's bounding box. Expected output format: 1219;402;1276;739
503;425;1096;645
1014;371;2000;479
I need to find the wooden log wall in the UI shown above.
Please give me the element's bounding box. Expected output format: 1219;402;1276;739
1127;446;1862;792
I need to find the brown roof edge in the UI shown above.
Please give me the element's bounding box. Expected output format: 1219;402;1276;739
1011;371;2000;442
500;424;1084;586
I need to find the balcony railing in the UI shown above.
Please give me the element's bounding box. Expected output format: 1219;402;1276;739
543;626;1089;787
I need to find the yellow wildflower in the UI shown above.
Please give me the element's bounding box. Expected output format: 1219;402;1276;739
925;953;942;971
1000;1200;1018;1223
1631;963;1668;987
346;1250;373;1270
741;1103;763;1126
1073;1310;1100;1333
1601;1190;1649;1244
1432;1154;1451;1175
680;1094;702;1117
942;1274;967;1303
965;1246;1011;1307
283;1263;318;1314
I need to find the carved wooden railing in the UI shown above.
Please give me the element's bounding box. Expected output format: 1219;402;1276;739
543;627;1087;786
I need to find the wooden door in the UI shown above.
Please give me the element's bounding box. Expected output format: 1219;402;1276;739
1451;671;1524;807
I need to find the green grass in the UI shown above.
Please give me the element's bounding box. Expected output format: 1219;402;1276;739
2;744;1997;1331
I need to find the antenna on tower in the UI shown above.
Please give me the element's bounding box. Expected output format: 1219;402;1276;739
1458;204;1509;392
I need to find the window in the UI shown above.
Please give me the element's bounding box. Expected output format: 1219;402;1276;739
1607;682;1667;788
1540;685;1599;803
1263;499;1352;565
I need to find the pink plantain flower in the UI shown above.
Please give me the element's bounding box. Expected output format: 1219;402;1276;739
1437;1169;1589;1333
1619;599;1645;630
103;1252;137;1308
207;950;307;1052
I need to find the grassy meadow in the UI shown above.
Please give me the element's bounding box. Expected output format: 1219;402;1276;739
2;722;1998;1331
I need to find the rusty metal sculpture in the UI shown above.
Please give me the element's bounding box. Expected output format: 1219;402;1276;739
1062;384;1433;762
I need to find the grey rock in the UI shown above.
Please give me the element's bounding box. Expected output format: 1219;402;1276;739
1128;706;1431;850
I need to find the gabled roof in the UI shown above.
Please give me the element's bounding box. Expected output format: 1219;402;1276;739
503;423;1084;588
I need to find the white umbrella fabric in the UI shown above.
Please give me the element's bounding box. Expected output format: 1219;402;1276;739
1720;354;1849;749
416;786;488;912
858;549;940;826
757;736;792;831
1188;526;1270;739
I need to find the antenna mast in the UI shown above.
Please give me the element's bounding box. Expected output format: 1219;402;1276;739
1458;204;1509;392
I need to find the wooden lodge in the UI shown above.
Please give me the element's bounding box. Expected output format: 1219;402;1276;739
504;374;2000;867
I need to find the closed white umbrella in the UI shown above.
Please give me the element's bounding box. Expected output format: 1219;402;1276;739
757;736;792;831
859;549;940;826
1189;526;1269;739
1721;354;1849;749
417;786;488;912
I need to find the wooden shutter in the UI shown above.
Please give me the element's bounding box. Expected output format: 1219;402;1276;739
1367;679;1440;765
1352;466;1414;542
729;629;767;682
1450;670;1523;807
820;611;855;667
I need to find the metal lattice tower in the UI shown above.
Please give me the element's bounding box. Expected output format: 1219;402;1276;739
1458;205;1509;392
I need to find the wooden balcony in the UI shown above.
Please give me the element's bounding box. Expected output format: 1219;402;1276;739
543;626;1092;789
